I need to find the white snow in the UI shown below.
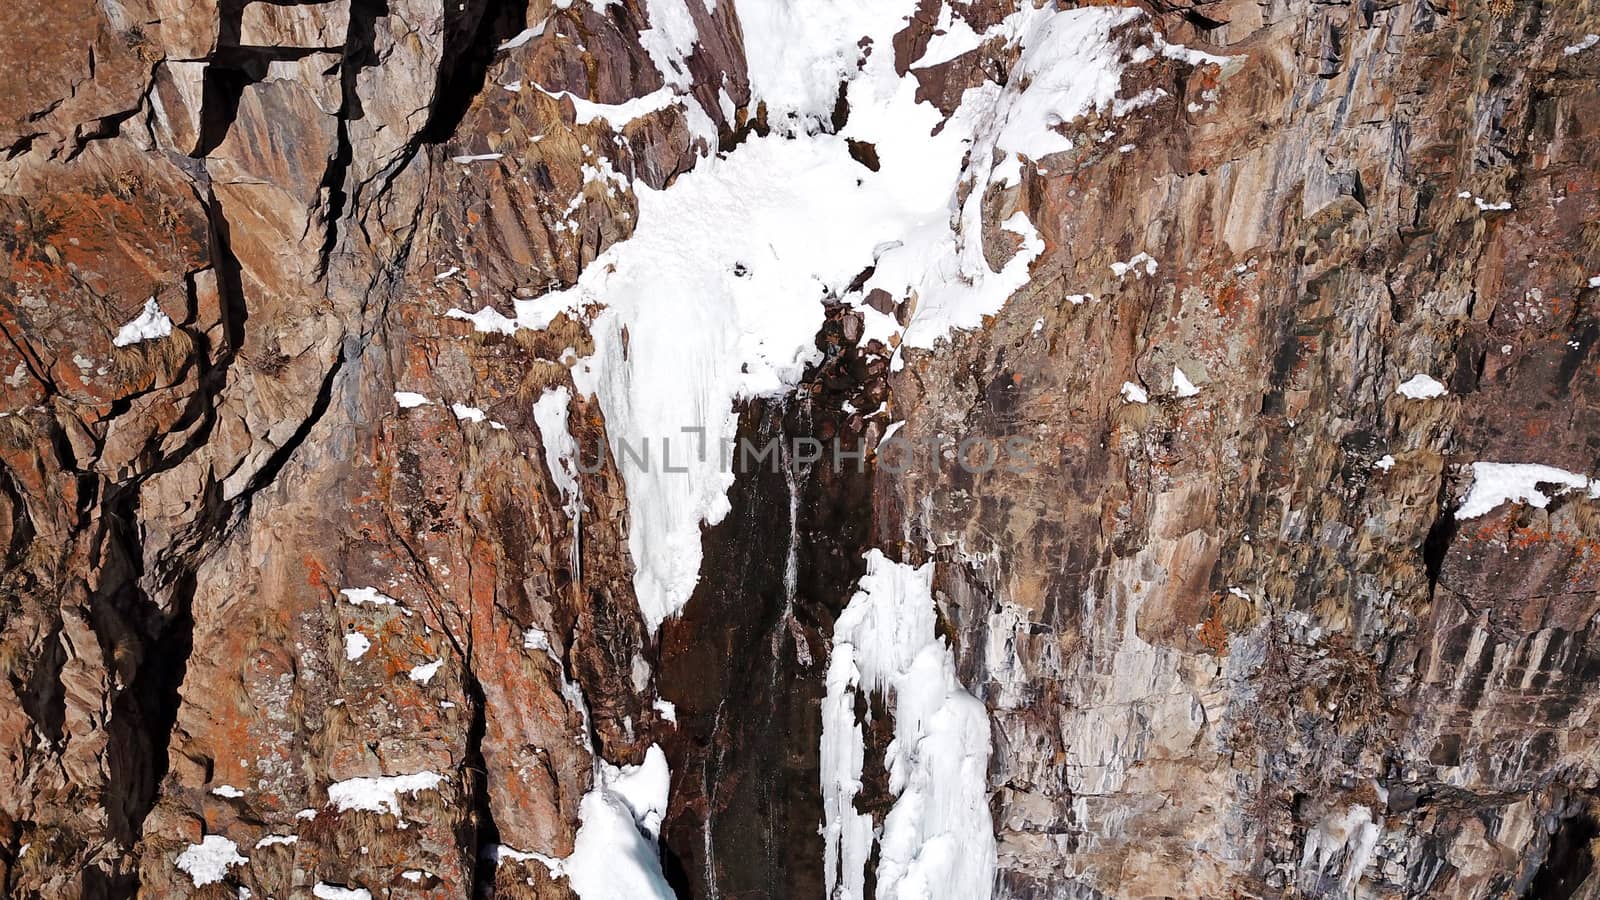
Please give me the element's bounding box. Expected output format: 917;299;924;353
1300;805;1381;895
175;835;248;887
638;0;700;89
487;844;562;874
559;745;675;900
311;885;372;900
1459;192;1511;212
1172;367;1200;398
1564;34;1599;56
451;403;488;424
340;587;398;606
326;771;447;817
822;551;995;900
1374;455;1396;471
534;386;585;579
408;660;444;684
533;387;584;520
211;784;245;799
1111;252;1158;279
112;297;174;347
1119;381;1149;404
1396;373;1447;399
1456;462;1594;520
537;84;678;128
1588;275;1600;288
912;4;986;69
254;834;297;849
1153;30;1231;67
652;698;677;724
498;19;547;50
343;632;371;661
393;391;432;409
451;153;504;164
448;2;1181;633
822;643;872;900
557;134;906;628
733;0;896;129
444;305;519;334
433;266;460;280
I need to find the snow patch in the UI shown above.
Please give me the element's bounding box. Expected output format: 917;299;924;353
1396;373;1447;399
536;84;678;128
175;835;248;887
533;387;584;520
1111;252;1158;279
1119;381;1148;404
487;844;562;874
343;632;371;661
498;19;547;50
534;386;585;580
312;885;371;900
1456;462;1594;520
408;660;444;684
638;0;700;88
393;392;432;409
557;745;675;900
326;772;446;817
822;551;994;900
913;5;986;69
1564;34;1599;56
340;587;397;607
112;297;173;347
211;784;245;799
444;305;519;334
1172;367;1200;398
1300;805;1382;895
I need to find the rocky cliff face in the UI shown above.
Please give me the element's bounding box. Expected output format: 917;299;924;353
2;0;1598;897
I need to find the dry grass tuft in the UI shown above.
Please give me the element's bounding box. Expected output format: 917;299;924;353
108;326;194;388
514;360;571;407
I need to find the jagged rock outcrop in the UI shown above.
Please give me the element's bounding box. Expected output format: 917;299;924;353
1;0;1597;898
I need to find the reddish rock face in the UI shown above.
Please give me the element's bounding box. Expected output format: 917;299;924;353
1;0;1598;898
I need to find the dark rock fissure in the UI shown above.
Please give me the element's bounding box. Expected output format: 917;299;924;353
1527;806;1600;900
314;0;391;277
463;663;504;898
419;0;528;145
